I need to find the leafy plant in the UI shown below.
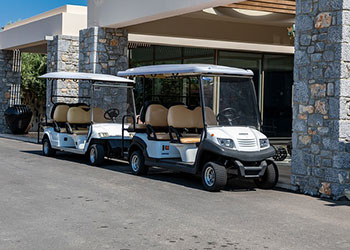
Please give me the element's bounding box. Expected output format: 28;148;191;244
21;53;47;98
21;53;47;130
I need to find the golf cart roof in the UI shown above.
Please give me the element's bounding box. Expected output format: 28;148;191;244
117;64;254;78
39;72;134;83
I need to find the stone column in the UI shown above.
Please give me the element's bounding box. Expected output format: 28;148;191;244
292;0;350;199
0;50;21;133
79;27;128;74
79;27;128;114
46;35;79;117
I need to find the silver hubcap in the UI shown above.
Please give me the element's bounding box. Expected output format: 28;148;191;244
204;166;215;187
43;141;49;155
131;154;140;172
90;147;96;163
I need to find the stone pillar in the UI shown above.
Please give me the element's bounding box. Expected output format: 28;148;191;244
292;0;350;199
0;50;21;133
46;35;79;117
79;27;128;114
79;27;128;74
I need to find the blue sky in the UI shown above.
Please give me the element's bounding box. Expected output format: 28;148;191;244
0;0;87;28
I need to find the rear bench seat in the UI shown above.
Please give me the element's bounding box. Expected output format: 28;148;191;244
66;107;90;135
91;107;109;123
168;105;217;144
145;104;170;140
168;105;201;144
52;104;69;133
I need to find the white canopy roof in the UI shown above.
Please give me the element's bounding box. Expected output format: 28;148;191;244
118;64;254;77
39;72;134;83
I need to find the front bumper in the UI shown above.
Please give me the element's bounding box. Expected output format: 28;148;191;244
200;140;276;162
235;160;267;178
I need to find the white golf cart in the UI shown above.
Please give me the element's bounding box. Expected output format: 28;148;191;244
118;64;278;191
39;72;136;166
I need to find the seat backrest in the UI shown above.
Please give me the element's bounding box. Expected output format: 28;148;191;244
53;105;70;123
67;107;90;124
168;105;195;129
145;104;169;127
193;107;217;128
89;107;109;123
140;100;161;123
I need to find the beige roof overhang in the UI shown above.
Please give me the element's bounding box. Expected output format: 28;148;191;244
87;0;237;28
128;34;294;54
0;5;87;53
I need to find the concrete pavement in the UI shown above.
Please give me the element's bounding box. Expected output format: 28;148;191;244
0;138;349;250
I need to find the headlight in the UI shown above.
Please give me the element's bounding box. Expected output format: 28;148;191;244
217;138;235;148
98;132;109;137
259;138;269;148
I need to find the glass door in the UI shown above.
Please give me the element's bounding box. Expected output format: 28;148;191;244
262;54;293;137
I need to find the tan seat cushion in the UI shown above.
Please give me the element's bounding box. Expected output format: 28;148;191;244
67;107;90;124
193;107;217;127
155;133;171;140
168;105;194;128
145;104;169;127
89;107;109;123
72;128;89;135
168;105;216;129
128;123;147;131
59;128;67;133
180;137;201;144
53;105;69;122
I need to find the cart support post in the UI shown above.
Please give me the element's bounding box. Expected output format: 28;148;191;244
121;115;135;159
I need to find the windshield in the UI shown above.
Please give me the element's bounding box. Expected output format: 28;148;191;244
90;84;136;124
201;76;260;128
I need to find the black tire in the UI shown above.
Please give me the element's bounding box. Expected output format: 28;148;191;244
273;147;288;161
88;144;105;166
129;150;148;175
254;160;279;189
42;137;56;157
201;162;227;191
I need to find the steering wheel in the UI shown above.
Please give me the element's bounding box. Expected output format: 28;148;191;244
104;108;120;122
216;107;240;126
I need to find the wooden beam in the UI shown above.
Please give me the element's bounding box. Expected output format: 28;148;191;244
224;0;296;15
249;0;295;6
234;1;295;11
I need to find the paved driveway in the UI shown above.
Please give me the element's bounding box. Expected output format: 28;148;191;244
0;138;349;250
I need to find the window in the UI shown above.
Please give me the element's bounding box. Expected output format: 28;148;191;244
262;55;294;137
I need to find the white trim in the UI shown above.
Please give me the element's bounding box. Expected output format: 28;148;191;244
129;34;294;54
118;64;253;77
39;72;134;83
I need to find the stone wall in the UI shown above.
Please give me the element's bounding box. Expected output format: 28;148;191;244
46;35;80;117
79;27;129;120
292;0;350;199
79;27;128;74
0;50;21;133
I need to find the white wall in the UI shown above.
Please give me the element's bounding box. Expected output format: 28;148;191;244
0;14;63;50
87;0;237;28
0;5;87;52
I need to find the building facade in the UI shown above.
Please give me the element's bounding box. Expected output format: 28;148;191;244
0;0;349;199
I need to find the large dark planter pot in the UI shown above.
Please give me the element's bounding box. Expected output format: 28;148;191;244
4;105;33;134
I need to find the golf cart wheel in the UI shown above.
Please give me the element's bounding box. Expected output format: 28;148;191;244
42;137;56;157
89;144;105;166
254;160;279;189
201;162;227;192
273;147;288;161
129;150;148;175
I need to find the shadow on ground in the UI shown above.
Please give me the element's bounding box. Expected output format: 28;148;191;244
21;150;260;192
20;150;350;205
318;197;350;207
